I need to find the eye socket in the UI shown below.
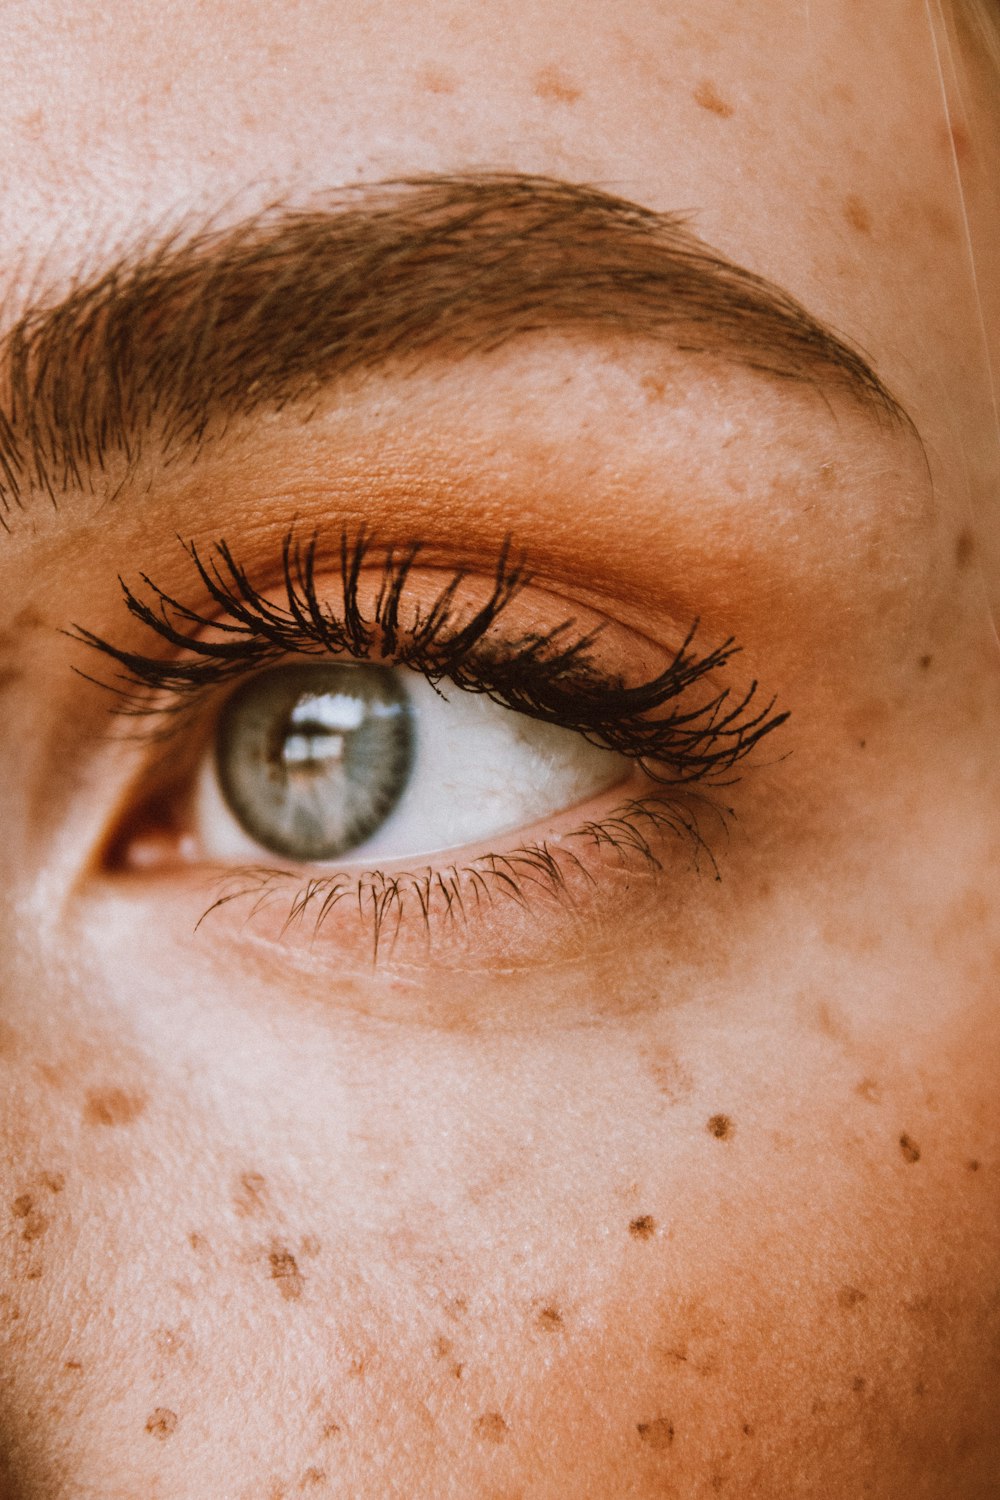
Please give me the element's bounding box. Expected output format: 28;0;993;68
193;658;632;867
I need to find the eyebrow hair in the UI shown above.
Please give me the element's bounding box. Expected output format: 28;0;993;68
0;171;907;521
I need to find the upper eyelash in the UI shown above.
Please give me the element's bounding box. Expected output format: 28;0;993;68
70;529;788;782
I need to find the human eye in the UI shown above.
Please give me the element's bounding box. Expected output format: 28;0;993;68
73;529;786;966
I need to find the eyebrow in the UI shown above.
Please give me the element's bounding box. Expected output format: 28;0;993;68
0;171;907;522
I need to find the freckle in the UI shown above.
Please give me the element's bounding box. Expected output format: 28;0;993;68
742;1422;753;1437
83;1086;147;1127
856;1077;881;1103
693;79;734;117
21;1210;48;1242
966;1159;981;1172
640;373;667;403
269;1246;304;1300
842;194;872;235
417;63;457;95
899;1133;921;1164
300;1234;321;1257
629;1214;656;1239
473;1411;509;1443
533;65;583;103
919;655;932;671
914;1380;926;1397
188;1231;207;1251
637;1416;675;1450
11;1194;33;1219
432;1336;453;1359
707;1113;733;1140
452;1363;464;1379
300;1469;326;1488
955;530;975;570
644;1048;694;1103
152;1326;184;1358
851;1375;866;1393
145;1408;178;1439
63;1360;83;1372
321;1421;341;1440
536;1305;564;1332
837;1285;867;1310
948;120;972;162
234;1170;268;1216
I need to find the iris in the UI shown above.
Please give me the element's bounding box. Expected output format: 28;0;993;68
215;663;414;861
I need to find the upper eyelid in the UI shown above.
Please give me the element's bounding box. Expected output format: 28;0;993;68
69;530;789;781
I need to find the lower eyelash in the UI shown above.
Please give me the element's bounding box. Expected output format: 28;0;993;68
195;792;727;960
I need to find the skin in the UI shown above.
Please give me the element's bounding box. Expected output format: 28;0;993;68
0;1;998;1496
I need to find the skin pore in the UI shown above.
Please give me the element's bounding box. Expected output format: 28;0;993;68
0;1;998;1497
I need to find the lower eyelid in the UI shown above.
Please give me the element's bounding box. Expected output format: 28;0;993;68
189;782;724;966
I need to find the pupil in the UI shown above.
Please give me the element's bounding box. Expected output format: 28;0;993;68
215;663;414;861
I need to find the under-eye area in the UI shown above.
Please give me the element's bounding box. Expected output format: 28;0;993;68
73;529;787;957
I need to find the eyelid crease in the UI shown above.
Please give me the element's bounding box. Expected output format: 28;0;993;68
69;527;789;783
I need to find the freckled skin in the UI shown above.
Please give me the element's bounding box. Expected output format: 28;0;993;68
0;1;998;1498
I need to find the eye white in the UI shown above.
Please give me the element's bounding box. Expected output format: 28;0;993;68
194;663;630;864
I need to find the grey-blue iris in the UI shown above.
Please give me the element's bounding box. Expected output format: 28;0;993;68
215;662;414;861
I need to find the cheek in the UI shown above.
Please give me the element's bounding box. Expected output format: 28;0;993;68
1;955;997;1498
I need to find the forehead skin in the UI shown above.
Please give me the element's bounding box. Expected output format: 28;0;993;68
0;3;998;1499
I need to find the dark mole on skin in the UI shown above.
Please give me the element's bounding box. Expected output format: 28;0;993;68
269;1246;304;1300
637;1417;675;1450
707;1114;734;1140
899;1134;921;1164
955;529;975;570
82;1086;147;1127
919;654;933;671
536;1305;564;1332
145;1408;178;1439
837;1285;867;1310
473;1412;509;1443
693;80;735;117
967;1159;981;1172
742;1423;753;1437
629;1215;656;1239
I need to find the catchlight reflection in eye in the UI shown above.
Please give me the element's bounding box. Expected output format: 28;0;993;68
196;661;632;865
